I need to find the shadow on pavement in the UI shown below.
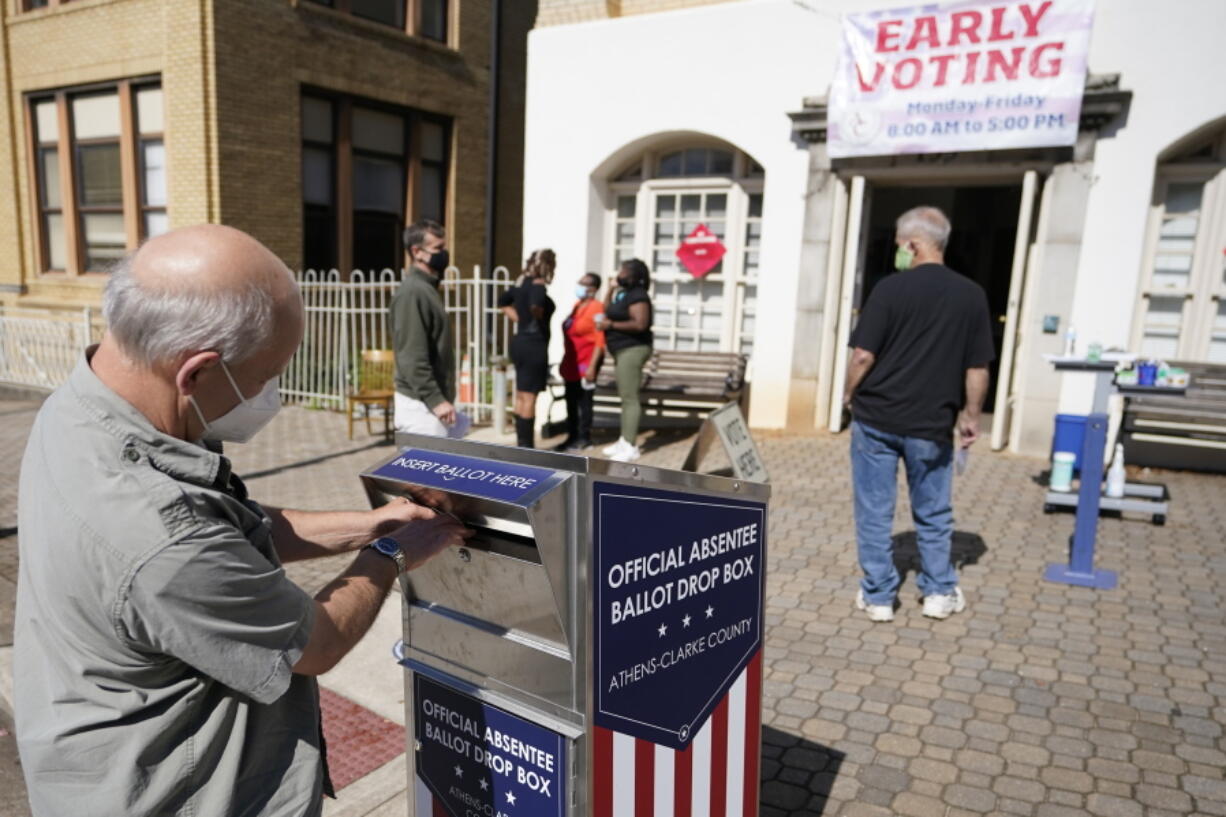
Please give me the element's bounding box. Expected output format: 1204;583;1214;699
890;529;988;586
241;440;391;481
760;725;845;814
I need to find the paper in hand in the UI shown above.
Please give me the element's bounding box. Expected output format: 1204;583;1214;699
447;411;472;439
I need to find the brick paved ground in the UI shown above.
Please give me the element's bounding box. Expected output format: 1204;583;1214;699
3;395;1226;816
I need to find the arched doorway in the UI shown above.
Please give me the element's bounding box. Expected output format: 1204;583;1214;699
1131;116;1226;361
601;138;764;355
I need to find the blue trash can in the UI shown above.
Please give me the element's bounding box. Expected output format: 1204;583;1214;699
1052;414;1087;472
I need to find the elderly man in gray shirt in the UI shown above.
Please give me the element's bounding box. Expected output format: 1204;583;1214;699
14;225;470;816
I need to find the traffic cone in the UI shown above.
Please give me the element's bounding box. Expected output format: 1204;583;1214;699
459;352;474;405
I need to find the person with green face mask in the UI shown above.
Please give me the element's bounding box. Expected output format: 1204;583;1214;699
841;206;995;625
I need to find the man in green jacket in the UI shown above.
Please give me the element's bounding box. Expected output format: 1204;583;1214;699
391;219;456;435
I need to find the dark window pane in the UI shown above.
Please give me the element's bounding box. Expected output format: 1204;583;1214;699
353;211;400;272
420;121;446;162
39;148;60;209
710;150;733;175
77;142;122;206
658;151;682;177
353;155;403;213
302;96;333;143
26;0;50;9
303;205;337;271
418;164;443;222
351;0;404;28
683;149;706;175
353;107;405;155
303;147;333;206
82;213;125;270
420;0;446;41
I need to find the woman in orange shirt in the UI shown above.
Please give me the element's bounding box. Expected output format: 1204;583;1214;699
556;272;605;451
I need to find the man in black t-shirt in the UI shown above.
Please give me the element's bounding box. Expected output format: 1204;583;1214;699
842;206;994;623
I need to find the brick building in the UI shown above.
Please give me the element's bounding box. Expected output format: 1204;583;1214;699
0;0;532;311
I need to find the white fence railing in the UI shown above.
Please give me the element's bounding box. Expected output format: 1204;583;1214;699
286;266;514;422
0;307;101;390
0;268;515;424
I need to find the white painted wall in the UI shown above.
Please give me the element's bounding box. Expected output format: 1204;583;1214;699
1059;0;1226;412
523;0;839;428
523;0;1226;426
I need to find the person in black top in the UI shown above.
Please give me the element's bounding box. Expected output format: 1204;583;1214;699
499;249;557;448
842;206;994;624
594;258;654;462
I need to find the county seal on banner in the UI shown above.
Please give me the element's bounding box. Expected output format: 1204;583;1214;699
828;0;1095;158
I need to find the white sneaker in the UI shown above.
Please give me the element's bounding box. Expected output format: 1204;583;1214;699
602;438;630;456
922;587;966;620
855;589;894;623
610;443;641;463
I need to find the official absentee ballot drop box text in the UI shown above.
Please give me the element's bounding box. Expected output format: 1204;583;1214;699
361;435;769;816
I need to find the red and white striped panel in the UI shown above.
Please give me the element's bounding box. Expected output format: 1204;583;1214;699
592;651;762;817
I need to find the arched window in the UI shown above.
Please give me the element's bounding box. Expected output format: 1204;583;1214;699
606;143;764;354
1132;122;1226;361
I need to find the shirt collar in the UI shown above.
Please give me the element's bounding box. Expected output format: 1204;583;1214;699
411;267;441;289
68;347;230;491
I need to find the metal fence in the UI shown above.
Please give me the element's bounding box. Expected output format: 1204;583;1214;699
0;306;103;390
286;266;514;423
0;268;515;424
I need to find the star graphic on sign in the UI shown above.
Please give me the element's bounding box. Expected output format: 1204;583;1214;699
454;764;464;778
658;622;668;637
705;605;715;619
682;614;692;628
478;779;489;792
506;790;517;806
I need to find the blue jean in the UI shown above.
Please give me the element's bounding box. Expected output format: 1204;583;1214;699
851;420;957;605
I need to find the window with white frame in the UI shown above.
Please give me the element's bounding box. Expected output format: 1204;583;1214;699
1133;125;1226;362
606;145;763;356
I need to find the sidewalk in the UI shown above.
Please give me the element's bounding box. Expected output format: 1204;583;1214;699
3;396;1226;816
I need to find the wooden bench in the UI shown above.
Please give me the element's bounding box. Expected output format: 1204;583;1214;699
546;350;749;432
1121;361;1226;473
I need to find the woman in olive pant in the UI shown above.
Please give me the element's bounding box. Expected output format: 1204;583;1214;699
595;258;654;463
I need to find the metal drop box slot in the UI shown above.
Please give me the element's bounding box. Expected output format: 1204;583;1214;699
361;434;770;816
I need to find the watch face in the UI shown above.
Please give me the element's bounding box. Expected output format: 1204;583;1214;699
374;537;401;557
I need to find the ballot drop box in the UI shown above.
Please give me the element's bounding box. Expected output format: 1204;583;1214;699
361;435;770;817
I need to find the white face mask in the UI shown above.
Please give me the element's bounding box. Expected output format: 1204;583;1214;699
190;360;281;444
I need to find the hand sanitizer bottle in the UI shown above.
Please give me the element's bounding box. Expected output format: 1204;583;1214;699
1106;443;1126;498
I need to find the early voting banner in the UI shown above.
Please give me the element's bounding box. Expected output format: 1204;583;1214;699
414;675;566;817
828;0;1095;158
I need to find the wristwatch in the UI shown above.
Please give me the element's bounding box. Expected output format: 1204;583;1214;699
365;536;407;573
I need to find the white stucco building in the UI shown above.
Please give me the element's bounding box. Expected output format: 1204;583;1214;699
523;0;1226;456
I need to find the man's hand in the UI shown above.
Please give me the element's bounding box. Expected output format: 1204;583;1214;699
384;514;474;571
369;497;438;538
432;400;457;426
956;410;980;448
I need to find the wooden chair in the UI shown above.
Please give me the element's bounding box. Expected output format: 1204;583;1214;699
347;349;395;441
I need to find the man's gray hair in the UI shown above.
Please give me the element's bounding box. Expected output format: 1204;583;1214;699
102;253;277;367
895;206;952;251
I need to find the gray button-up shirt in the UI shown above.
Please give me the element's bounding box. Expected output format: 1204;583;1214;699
15;350;323;816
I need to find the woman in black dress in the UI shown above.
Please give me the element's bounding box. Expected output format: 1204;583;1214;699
499;249;557;448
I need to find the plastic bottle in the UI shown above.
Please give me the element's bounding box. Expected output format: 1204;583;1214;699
1063;326;1077;357
1106;443;1126;498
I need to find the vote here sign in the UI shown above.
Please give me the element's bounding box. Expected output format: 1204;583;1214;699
592;481;766;750
827;0;1095;158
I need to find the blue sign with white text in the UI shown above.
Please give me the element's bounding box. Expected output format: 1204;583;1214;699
592;481;766;750
414;675;567;817
373;448;555;506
